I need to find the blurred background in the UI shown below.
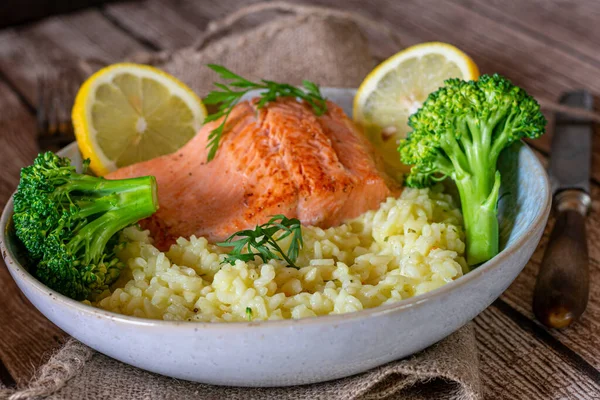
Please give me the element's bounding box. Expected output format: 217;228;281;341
0;0;129;28
0;0;122;28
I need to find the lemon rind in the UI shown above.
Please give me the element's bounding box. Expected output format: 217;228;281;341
72;63;207;176
353;42;480;123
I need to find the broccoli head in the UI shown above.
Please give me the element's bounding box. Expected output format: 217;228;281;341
13;152;158;300
399;74;546;266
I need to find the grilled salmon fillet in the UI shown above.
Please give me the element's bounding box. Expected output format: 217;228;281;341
107;97;400;247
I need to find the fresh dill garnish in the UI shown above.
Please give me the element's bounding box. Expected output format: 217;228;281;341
218;215;304;269
203;64;327;161
246;307;253;321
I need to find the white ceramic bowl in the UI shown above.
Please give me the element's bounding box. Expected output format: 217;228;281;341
0;88;551;386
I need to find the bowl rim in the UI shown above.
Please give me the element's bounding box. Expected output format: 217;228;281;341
0;145;551;331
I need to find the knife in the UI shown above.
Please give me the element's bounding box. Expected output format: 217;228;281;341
533;90;593;329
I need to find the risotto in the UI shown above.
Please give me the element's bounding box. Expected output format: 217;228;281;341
91;185;467;321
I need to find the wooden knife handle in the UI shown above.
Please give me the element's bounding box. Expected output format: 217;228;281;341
533;190;591;329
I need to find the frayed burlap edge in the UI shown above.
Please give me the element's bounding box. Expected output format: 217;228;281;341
0;340;93;400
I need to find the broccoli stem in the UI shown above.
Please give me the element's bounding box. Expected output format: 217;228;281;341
59;174;157;196
399;74;546;266
455;170;501;265
67;175;158;264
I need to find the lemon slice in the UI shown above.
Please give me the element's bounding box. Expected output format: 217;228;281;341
354;42;479;177
72;63;206;176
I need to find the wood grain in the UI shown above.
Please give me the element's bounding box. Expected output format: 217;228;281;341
476;304;600;399
103;0;203;50
453;0;600;68
0;81;67;386
302;0;600;98
0;0;121;29
0;9;144;107
0;82;37;208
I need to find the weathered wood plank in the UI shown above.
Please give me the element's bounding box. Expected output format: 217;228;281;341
476;305;600;399
0;0;121;29
302;0;600;99
0;81;67;386
53;8;143;61
103;0;271;52
0;83;37;208
103;0;203;51
452;0;600;68
0;9;144;107
0;262;67;386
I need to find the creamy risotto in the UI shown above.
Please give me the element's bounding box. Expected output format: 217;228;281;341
91;185;467;321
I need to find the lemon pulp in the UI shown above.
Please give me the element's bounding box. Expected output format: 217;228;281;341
354;43;479;178
73;63;206;176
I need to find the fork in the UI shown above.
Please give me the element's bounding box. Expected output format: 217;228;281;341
36;68;81;152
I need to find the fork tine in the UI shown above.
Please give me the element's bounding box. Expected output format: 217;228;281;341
37;68;79;151
57;71;72;137
48;88;59;137
36;74;49;141
63;69;77;140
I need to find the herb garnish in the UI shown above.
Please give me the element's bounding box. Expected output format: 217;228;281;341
218;215;304;269
246;307;253;321
203;64;328;161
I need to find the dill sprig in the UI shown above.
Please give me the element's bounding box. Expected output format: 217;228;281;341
217;215;304;269
203;64;327;161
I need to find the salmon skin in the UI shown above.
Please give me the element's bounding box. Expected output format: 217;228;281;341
107;97;401;248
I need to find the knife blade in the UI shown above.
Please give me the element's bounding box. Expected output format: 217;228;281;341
533;90;593;329
548;91;592;195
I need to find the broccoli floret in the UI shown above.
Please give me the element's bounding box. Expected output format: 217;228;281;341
399;74;546;266
13;152;158;300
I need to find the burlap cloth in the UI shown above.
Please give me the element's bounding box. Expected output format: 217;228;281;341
1;3;483;399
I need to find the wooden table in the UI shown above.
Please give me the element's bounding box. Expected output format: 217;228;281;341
0;1;599;398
